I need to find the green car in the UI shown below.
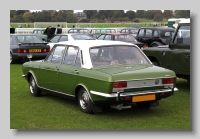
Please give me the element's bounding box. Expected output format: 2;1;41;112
32;27;56;42
22;40;178;114
142;19;190;82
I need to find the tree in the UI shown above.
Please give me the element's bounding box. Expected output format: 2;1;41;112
163;10;174;18
83;10;97;19
143;10;154;19
136;10;145;18
126;10;136;21
66;12;77;23
153;14;163;22
23;12;33;22
175;10;190;18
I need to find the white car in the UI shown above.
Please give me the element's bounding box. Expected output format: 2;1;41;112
47;34;95;49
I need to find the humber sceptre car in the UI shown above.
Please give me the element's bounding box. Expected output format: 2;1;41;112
22;40;178;114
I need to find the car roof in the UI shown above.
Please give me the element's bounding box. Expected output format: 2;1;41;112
100;33;130;35
10;34;38;36
57;40;135;48
139;27;175;31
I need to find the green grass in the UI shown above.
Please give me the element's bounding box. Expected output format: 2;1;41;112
10;18;168;28
10;64;190;130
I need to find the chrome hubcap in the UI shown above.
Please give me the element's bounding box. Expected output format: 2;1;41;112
80;90;90;109
30;78;35;94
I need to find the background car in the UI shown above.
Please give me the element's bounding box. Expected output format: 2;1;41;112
135;27;175;47
67;28;90;34
97;33;146;48
120;26;140;37
142;19;190;82
10;34;50;64
47;33;96;49
22;40;178;114
90;28;117;38
32;28;48;42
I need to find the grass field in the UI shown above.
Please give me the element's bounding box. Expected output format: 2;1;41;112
10;18;168;28
10;63;190;130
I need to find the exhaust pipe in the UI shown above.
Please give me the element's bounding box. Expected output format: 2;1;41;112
110;104;131;110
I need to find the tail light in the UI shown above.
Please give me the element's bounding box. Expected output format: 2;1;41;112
41;48;50;52
162;78;174;84
113;82;127;88
142;44;148;49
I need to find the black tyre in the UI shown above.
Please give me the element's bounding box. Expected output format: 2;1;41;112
78;88;93;114
29;76;42;97
151;44;158;47
10;53;16;64
136;101;151;108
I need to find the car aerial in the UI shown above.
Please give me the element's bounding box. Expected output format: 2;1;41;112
10;34;50;64
142;19;190;82
97;33;146;49
47;33;96;49
22;40;178;114
67;28;90;34
135;27;175;47
120;26;140;37
90;28;117;38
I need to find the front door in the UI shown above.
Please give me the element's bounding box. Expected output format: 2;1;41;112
39;45;66;91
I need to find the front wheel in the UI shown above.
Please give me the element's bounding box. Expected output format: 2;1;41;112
78;88;93;114
29;76;42;97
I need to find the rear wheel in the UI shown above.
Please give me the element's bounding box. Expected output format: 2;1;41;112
29;76;42;97
78;88;93;114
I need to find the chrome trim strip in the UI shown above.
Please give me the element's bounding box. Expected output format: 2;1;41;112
39;86;75;97
91;87;178;98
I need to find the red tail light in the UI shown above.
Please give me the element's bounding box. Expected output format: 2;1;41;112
113;82;127;88
162;78;174;84
18;49;29;53
41;48;50;52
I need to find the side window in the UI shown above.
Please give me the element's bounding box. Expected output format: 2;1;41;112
74;50;82;67
50;36;60;43
46;46;65;63
145;29;153;37
98;35;105;40
59;36;68;42
63;46;79;65
104;35;112;40
153;31;159;37
174;25;190;44
10;36;14;45
138;29;144;36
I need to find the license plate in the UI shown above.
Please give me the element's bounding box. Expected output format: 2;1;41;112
29;49;41;53
132;94;155;102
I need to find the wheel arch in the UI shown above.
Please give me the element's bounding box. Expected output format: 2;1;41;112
74;84;94;103
150;41;163;47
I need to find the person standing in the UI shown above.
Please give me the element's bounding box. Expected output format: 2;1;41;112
47;26;53;40
56;24;62;34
